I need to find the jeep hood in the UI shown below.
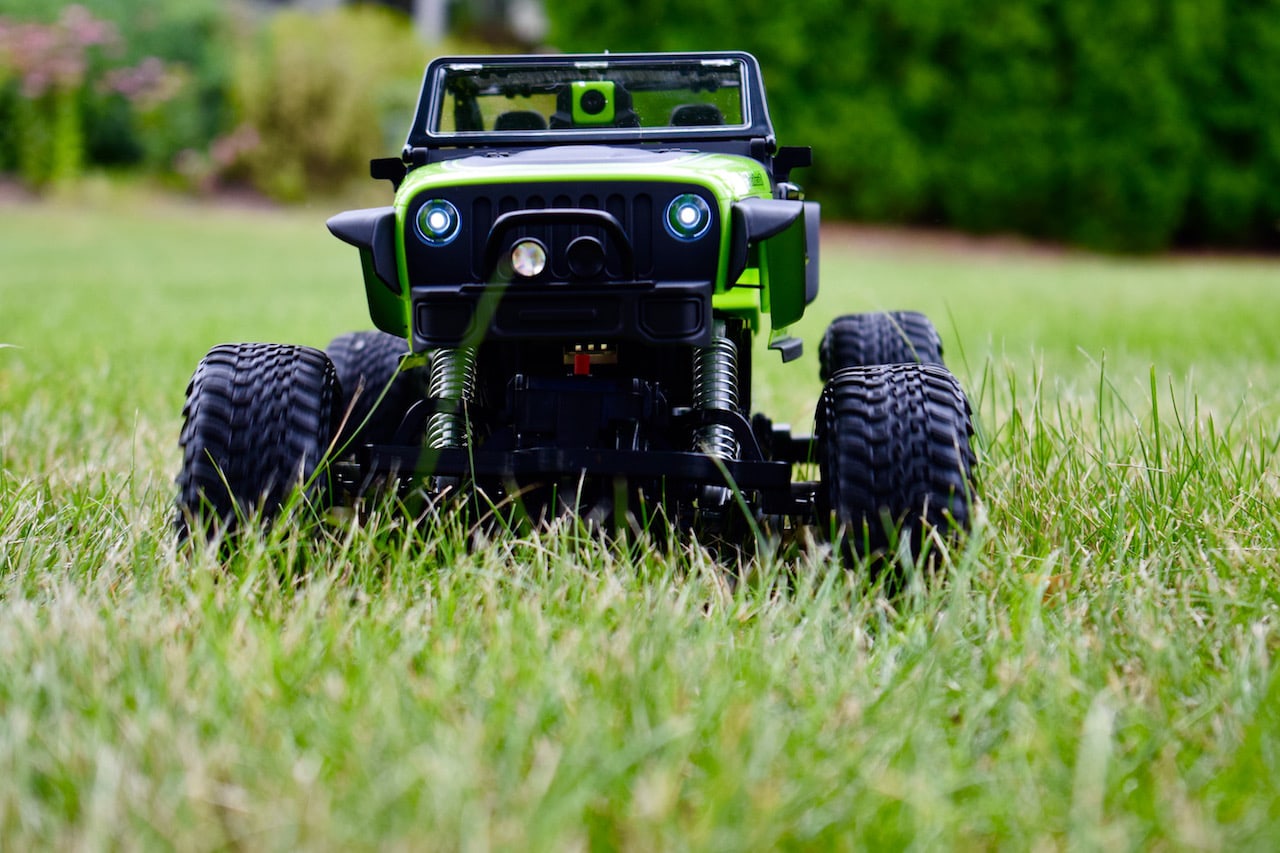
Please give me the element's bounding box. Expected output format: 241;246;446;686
398;146;770;201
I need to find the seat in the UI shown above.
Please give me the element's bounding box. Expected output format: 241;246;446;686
669;103;725;127
453;97;484;132
494;110;548;131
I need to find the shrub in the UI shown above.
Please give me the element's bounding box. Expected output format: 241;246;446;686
0;0;232;185
0;5;119;186
0;0;230;187
544;0;1280;250
226;6;427;202
1170;0;1280;247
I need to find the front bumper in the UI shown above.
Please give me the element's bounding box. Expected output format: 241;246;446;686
412;279;711;349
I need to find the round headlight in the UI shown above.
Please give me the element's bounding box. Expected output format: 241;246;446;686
415;199;460;246
665;193;712;241
510;239;547;278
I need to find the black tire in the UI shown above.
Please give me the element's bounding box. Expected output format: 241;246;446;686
176;343;341;539
817;363;975;564
326;330;415;447
819;311;944;382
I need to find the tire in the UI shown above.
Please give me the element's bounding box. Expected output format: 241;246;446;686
176;343;341;539
819;311;944;382
326;330;415;447
817;363;975;565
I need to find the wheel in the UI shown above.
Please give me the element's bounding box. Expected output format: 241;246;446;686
819;311;944;381
326;330;415;447
176;343;341;539
817;363;975;565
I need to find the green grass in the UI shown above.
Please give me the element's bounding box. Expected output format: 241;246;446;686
3;185;1280;849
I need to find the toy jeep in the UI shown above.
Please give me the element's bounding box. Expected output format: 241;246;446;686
177;51;975;560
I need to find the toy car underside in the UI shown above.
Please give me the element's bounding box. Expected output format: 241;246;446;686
176;51;976;563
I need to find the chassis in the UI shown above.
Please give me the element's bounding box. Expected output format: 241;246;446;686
177;51;975;562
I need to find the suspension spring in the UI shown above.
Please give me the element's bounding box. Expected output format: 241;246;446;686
691;332;740;459
425;346;477;449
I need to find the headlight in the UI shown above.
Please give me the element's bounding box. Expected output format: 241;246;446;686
415;199;460;246
510;239;547;278
664;193;712;241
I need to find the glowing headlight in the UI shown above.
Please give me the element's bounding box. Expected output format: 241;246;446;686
415;199;460;246
665;193;712;241
510;239;547;278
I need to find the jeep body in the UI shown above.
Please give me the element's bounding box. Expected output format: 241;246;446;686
177;50;975;558
328;51;820;524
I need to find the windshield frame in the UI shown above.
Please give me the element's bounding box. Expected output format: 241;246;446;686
406;51;775;151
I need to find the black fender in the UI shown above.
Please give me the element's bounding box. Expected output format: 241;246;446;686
327;206;400;295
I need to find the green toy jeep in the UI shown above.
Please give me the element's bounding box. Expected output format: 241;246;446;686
177;51;975;560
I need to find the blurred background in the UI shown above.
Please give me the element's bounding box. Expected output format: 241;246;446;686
1;0;1278;252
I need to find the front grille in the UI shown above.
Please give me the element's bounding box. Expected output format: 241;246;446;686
403;180;720;287
467;187;655;281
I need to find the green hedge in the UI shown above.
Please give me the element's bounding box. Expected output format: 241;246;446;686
546;0;1280;250
0;0;231;183
0;3;431;199
227;6;427;202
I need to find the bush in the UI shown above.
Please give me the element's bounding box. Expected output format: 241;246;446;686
0;0;231;186
544;0;1280;250
226;6;427;202
0;1;463;201
1170;0;1280;247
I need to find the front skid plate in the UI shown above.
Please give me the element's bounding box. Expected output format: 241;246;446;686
356;445;808;515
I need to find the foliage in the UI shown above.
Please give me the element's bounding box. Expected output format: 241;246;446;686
0;0;230;187
545;0;1280;250
224;6;427;202
0;4;121;185
0;3;442;200
2;195;1280;845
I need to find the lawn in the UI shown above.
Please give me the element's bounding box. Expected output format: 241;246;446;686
2;185;1279;849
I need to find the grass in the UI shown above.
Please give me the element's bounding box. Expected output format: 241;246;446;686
2;184;1279;849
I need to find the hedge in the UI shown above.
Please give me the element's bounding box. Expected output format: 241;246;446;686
0;3;431;199
545;0;1280;251
0;0;231;184
227;6;427;202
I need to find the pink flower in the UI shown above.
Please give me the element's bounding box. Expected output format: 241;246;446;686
101;56;181;108
0;6;120;97
60;5;118;49
210;125;261;170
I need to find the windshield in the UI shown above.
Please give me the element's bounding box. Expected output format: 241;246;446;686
432;58;748;135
